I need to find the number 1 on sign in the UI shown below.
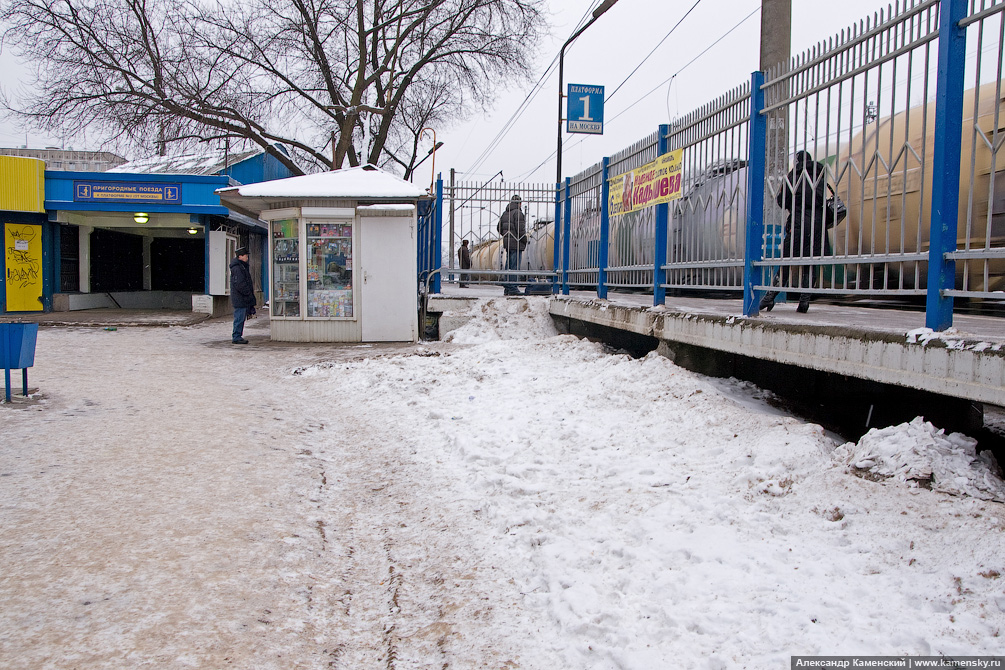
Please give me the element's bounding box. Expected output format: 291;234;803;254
579;96;593;121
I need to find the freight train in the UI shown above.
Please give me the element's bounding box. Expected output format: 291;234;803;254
466;81;1004;296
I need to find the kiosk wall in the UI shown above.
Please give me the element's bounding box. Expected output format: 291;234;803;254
263;205;417;343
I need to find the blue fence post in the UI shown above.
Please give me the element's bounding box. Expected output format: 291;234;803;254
653;124;670;306
598;157;611;299
744;71;768;316
553;183;562;294
562;178;572;295
433;175;443;294
417;200;430;288
926;0;966;331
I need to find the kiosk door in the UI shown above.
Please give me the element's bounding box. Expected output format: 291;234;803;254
360;215;417;342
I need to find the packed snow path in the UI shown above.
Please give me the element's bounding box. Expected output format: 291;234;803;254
1;297;1003;669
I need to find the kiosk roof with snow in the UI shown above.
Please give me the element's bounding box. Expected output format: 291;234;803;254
216;164;426;217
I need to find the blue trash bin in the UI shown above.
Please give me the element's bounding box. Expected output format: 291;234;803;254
0;323;38;402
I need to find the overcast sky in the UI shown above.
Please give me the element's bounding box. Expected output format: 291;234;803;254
0;0;901;181
434;0;907;186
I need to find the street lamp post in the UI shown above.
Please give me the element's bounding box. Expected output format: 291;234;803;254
412;140;444;173
419;128;441;193
556;0;619;186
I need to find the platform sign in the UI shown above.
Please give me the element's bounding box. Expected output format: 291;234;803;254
73;180;182;203
566;84;605;135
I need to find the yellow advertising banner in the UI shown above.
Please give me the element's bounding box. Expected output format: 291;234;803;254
608;149;684;216
4;223;43;312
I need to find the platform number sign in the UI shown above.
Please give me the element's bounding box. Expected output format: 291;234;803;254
566;84;605;135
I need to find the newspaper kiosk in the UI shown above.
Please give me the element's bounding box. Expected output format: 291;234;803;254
217;165;425;342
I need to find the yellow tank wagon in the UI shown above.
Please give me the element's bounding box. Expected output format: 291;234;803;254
834;80;1005;293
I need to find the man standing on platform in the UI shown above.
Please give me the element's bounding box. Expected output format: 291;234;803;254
229;246;256;344
497;195;526;295
458;239;472;288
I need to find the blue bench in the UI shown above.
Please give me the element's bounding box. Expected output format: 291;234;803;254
1;323;38;402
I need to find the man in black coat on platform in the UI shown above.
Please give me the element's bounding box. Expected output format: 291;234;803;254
229;246;257;344
497;195;527;295
759;150;831;314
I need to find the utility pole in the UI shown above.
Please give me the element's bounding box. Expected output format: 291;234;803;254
760;0;791;224
759;0;791;74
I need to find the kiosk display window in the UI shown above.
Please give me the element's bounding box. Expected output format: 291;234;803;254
271;219;300;317
306;221;353;318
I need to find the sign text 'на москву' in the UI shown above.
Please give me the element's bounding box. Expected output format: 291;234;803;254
567;84;605;135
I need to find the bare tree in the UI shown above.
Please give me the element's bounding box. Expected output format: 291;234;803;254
0;0;545;175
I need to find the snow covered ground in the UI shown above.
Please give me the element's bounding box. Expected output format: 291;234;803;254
2;297;1004;669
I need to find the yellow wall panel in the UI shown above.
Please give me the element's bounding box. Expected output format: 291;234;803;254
0;156;46;213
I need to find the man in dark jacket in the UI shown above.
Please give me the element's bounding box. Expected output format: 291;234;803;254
760;151;831;313
229;246;257;344
497;195;526;295
458;239;472;288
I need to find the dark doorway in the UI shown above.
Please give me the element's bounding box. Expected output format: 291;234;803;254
59;225;80;292
90;228;142;292
151;238;205;291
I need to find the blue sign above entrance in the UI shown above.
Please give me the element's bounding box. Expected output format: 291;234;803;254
566;84;605;135
73;181;182;203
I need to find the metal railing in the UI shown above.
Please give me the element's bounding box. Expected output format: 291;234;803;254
666;83;751;292
954;0;1005;300
599;130;661;291
429;0;1005;330
757;0;942;303
441;172;557;288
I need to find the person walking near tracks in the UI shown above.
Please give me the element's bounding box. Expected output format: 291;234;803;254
497;195;527;296
458;239;472;288
229;246;257;344
760;150;831;314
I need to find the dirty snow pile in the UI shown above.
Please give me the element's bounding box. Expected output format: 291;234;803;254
442;294;560;343
301;297;1005;667
834;417;1005;501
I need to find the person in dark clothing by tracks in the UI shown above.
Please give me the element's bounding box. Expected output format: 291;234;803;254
760;150;832;314
458;239;472;288
497;195;527;295
229;246;257;344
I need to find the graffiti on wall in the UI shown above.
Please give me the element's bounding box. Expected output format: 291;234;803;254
4;223;43;311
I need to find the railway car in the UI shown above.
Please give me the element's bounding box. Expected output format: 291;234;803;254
466;81;1004;297
835;80;1005;293
466;219;555;277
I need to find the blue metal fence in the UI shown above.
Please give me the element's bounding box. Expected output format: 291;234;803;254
426;0;1005;332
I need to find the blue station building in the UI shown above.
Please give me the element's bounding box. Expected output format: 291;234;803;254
1;146;294;315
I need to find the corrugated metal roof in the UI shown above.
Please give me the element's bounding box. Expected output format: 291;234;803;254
0;148;127;172
108;149;262;176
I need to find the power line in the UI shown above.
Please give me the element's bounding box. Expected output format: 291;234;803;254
519;0;707;181
607;6;760;125
604;0;703;103
517;5;760;181
463;2;602;177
